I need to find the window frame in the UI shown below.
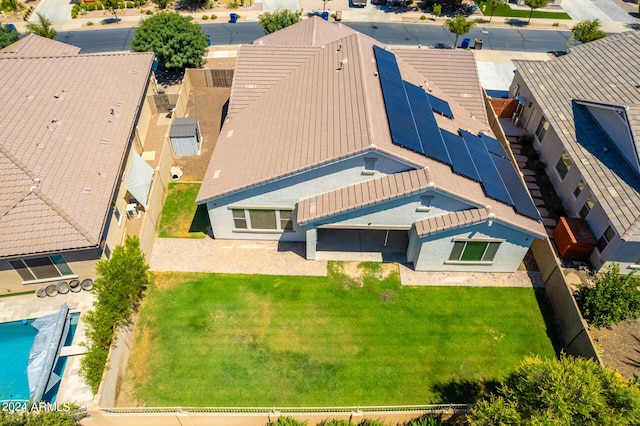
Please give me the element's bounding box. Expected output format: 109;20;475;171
231;208;295;233
446;239;503;265
555;152;572;181
572;180;584;199
596;225;615;254
535;116;549;143
9;254;76;284
579;195;595;219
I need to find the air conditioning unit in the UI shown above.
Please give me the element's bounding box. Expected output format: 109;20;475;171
126;203;139;219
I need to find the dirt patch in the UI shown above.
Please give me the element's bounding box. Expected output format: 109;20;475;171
590;319;640;380
341;262;397;286
116;321;155;407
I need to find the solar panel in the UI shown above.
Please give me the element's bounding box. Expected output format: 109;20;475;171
404;81;451;165
492;155;542;220
373;46;423;154
480;133;508;159
460;130;513;205
441;129;480;181
426;93;454;119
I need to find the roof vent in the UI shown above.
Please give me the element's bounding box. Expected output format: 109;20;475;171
100;138;109;145
337;43;342;52
81;187;91;195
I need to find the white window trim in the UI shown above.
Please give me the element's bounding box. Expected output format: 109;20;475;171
114;205;123;227
230;207;294;233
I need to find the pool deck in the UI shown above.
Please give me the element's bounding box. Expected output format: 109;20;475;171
0;291;95;407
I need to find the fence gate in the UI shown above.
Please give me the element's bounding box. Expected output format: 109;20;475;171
208;69;234;87
153;93;170;112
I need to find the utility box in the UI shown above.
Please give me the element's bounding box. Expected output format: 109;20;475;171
169;118;202;157
553;217;597;260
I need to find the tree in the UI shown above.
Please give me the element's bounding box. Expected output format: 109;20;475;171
432;3;442;20
130;12;208;69
102;0;120;22
80;236;150;393
444;14;476;48
524;0;547;24
576;263;640;328
258;9;303;35
571;18;607;44
468;354;640;425
0;23;19;49
26;13;57;39
485;0;506;23
153;0;173;9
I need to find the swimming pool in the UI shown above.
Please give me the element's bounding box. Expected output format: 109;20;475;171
0;312;79;402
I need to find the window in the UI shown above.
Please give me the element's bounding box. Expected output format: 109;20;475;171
579;195;595;219
535;116;549;143
597;226;615;253
104;244;111;259
573;180;584;199
555;152;572;180
417;196;434;212
114;205;122;227
231;208;294;231
448;240;501;263
363;158;377;175
10;255;74;283
232;209;247;229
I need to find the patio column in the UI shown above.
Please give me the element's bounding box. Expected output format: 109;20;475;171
306;226;317;260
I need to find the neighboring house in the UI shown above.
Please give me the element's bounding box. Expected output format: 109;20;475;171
511;32;640;272
197;18;545;272
0;35;157;292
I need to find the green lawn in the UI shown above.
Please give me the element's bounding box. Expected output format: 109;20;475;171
127;264;559;406
158;182;210;238
476;2;572;20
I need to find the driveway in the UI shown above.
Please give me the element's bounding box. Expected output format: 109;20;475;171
262;0;301;11
32;0;74;23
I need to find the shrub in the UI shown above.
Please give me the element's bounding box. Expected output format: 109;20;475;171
202;14;208;19
210;13;217;19
126;1;134;7
71;4;80;18
87;20;94;25
86;3;96;10
23;6;33;20
576;263;640;328
228;0;239;9
146;9;153;13
96;2;104;9
420;14;427;20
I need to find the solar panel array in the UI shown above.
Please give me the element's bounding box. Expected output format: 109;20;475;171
373;46;540;221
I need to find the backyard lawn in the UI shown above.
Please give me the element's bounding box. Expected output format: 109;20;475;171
157;182;210;238
124;264;559;406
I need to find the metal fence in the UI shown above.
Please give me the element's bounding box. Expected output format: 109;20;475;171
100;404;471;415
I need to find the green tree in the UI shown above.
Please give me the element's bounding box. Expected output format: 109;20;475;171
0;0;18;12
468;354;640;425
130;12;208;69
26;13;57;39
576;263;640;328
571;18;607;44
102;0;121;21
485;0;506;23
444;14;476;48
0;23;19;49
524;0;547;23
80;236;150;393
258;9;302;34
432;3;441;20
153;0;172;9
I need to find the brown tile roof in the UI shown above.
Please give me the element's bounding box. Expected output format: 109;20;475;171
513;32;640;242
0;44;154;258
0;34;81;57
415;207;491;237
297;166;546;238
253;17;358;47
198;19;491;204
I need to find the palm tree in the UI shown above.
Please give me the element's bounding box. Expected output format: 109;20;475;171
26;13;57;39
445;14;477;48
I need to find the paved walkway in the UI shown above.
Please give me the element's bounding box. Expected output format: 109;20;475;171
150;238;544;287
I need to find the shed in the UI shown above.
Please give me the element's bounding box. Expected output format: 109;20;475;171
553;217;597;261
169;118;202;156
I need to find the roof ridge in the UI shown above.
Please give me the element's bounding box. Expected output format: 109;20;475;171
355;34;376;151
415;207;491;237
0;144;38;181
0;189;31;219
32;188;97;245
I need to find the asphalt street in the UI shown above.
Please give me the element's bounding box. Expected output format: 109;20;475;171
55;21;573;54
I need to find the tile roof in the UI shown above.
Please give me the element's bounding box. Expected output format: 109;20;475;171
0;41;154;258
0;34;81;57
513;32;640;242
415;207;491;237
198;18;491;204
297;166;545;238
253;18;358;47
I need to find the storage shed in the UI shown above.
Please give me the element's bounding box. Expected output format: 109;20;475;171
169;118;202;156
553;217;597;261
